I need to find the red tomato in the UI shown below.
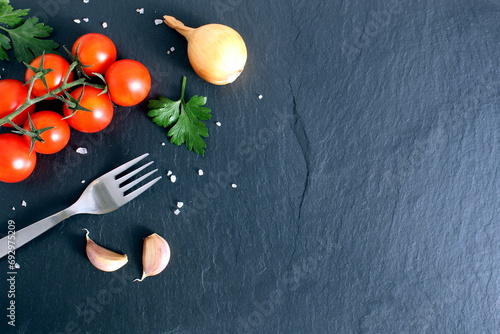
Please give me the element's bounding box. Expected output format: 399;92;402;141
105;59;151;107
0;79;35;127
0;133;37;183
72;33;117;77
25;54;74;98
62;86;113;133
23;111;70;154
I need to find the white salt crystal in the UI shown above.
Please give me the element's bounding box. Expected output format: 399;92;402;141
215;121;221;127
73;19;81;24
161;142;166;146
231;183;238;188
81;180;85;184
170;47;175;52
12;207;15;211
177;202;184;208
83;0;89;3
102;22;108;28
198;169;204;176
14;263;20;269
170;175;177;183
154;19;163;25
258;95;263;99
83;18;89;22
167;170;172;176
174;209;181;215
136;8;144;14
21;200;27;207
76;147;88;154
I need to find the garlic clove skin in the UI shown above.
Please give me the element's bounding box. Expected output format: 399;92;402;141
164;16;247;85
84;229;128;272
134;233;171;282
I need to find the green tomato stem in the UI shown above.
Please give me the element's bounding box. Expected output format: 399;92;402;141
0;72;99;127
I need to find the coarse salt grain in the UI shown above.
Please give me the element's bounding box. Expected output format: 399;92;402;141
73;19;81;24
258;95;263;99
231;183;238;188
215;121;221;127
174;209;181;215
177;202;184;208
76;147;88;154
21;200;27;207
12;207;15;211
170;47;175;52
167;51;170;54
14;263;20;269
167;170;172;176
198;169;204;176
170;175;177;183
83;0;89;3
83;18;89;22
154;19;163;25
136;8;144;14
102;22;108;28
161;142;166;146
81;180;85;184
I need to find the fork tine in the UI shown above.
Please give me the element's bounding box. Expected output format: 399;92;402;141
106;153;149;178
124;176;162;201
117;160;154;181
120;169;159;193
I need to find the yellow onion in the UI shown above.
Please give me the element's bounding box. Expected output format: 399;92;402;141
164;15;247;85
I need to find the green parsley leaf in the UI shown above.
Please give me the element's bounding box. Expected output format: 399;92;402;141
0;0;28;27
0;1;58;62
8;17;59;63
148;77;212;155
0;33;11;60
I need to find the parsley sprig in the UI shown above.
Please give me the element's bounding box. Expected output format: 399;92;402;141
0;0;59;62
148;76;212;155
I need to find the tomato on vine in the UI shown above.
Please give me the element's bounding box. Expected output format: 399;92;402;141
105;59;151;107
0;133;37;183
23;111;70;154
72;33;117;77
63;86;113;133
25;54;74;98
0;79;35;127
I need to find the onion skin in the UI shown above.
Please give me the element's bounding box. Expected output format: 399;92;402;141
164;16;247;85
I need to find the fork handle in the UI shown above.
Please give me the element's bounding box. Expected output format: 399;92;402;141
0;209;75;259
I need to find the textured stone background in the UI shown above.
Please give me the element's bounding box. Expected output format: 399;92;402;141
0;0;498;333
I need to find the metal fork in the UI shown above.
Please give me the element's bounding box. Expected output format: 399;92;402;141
0;153;161;259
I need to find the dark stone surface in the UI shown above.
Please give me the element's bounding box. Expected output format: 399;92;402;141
0;0;498;333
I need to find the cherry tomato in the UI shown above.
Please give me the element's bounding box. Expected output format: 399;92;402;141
0;79;35;127
105;59;151;107
0;133;37;183
72;33;117;77
22;111;70;154
62;86;113;133
25;54;74;98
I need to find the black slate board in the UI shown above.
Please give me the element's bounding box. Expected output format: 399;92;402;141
0;0;499;333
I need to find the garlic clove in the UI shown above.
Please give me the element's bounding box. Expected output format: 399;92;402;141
83;229;128;272
163;15;247;85
134;233;171;282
